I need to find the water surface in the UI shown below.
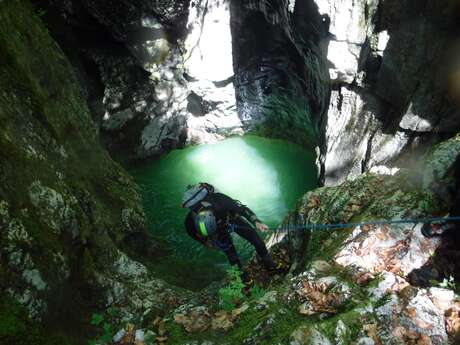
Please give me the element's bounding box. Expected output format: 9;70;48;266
129;135;317;289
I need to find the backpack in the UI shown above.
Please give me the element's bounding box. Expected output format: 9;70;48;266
182;182;215;208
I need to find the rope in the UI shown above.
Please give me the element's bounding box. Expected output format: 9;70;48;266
231;216;460;232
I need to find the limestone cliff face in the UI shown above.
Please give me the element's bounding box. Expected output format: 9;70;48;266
37;0;460;190
315;0;460;185
0;1;186;338
35;0;330;159
229;0;329;125
35;0;247;161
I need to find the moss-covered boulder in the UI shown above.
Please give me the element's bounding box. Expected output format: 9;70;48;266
0;1;188;343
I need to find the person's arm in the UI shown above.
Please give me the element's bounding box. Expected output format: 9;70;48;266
215;193;269;231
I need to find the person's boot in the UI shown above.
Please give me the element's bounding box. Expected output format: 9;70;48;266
240;271;253;295
261;253;282;271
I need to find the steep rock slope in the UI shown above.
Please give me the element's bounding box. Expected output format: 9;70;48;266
32;0;460;183
317;0;460;184
33;0;247;160
0;1;187;343
33;0;330;159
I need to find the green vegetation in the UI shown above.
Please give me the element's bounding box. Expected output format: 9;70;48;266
429;275;460;295
255;90;319;148
218;266;246;310
166;284;307;345
88;312;115;345
0;296;74;345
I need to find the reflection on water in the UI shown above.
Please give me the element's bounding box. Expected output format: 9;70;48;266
129;135;317;288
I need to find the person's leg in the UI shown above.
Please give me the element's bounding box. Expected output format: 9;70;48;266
222;242;243;269
233;219;268;257
215;231;243;269
221;241;254;284
233;219;278;269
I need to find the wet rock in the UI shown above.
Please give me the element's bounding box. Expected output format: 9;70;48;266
102;109;135;131
427;287;456;313
367;271;409;301
113;329;126;343
28;181;77;235
22;269;47;292
121;208;146;233
318;0;460;184
399;105;433;132
173;306;211;333
374;287;450;345
369;166;400;176
423;133;460;190
310;260;332;274
445;301;460;343
290;325;331;345
334;223;441;278
335;320;350;345
292;273;352;316
355;337;375;345
315;0;378;84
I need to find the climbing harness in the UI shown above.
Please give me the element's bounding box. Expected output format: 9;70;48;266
231;216;460;232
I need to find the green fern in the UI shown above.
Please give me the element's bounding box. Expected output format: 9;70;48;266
218;266;246;311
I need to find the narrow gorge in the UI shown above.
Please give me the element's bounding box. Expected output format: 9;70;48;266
1;0;460;345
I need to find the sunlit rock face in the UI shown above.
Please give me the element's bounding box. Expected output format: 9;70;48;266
316;0;460;185
37;0;244;159
183;0;243;144
264;135;460;344
38;0;460;173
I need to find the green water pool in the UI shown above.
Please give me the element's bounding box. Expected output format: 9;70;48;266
129;135;317;289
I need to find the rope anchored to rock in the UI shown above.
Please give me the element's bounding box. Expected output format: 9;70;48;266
231;216;460;232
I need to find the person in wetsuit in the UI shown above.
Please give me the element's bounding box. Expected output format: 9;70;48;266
182;183;279;281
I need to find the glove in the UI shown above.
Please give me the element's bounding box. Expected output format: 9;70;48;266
255;221;269;232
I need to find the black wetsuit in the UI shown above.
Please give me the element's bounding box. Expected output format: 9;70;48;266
184;192;269;269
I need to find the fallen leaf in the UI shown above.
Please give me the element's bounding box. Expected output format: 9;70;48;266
445;305;460;338
405;307;417;318
174;314;186;323
211;311;234;331
356;272;374;286
406;329;421;340
363;323;383;345
416;334;432;345
307;196;321;208
393;326;407;338
376;230;388;241
416;319;434;330
362;224;375;232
